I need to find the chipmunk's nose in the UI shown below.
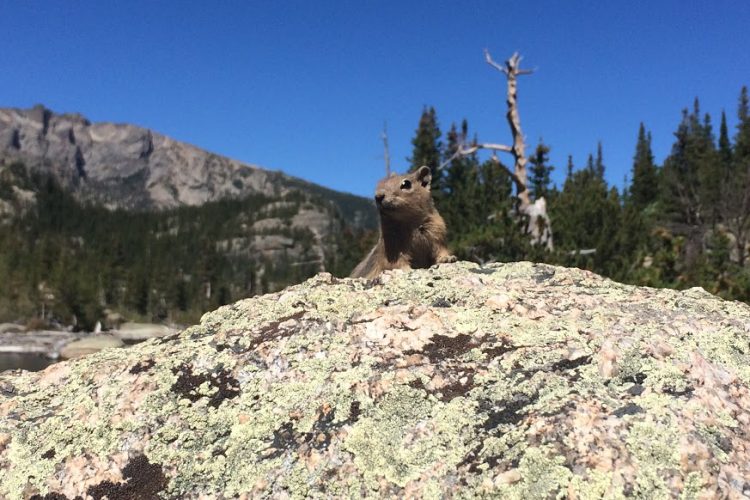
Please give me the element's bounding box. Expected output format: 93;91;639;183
375;193;385;204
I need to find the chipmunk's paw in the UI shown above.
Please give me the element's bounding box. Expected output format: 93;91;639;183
437;254;457;264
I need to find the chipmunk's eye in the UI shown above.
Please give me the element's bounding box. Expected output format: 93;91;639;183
400;179;412;190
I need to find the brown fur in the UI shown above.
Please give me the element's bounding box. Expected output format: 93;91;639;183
350;166;456;279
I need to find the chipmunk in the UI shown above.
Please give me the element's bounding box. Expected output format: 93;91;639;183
350;166;456;279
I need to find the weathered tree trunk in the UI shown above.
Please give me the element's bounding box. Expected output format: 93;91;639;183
448;50;553;250
495;51;531;210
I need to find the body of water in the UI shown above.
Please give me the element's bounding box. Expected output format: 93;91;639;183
0;352;57;372
0;338;149;373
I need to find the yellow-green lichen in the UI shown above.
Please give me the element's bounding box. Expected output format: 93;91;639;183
568;470;623;500
679;471;706;500
693;327;750;385
0;352;144;498
495;446;573;499
343;385;474;489
476;427;528;468
625;419;681;497
643;360;691;395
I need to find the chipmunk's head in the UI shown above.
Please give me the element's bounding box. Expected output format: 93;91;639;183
374;166;434;222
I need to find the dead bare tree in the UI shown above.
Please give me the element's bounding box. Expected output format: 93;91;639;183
442;50;553;250
484;50;533;208
381;122;391;177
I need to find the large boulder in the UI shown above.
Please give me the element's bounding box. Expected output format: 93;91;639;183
111;323;176;342
0;262;748;498
59;335;125;360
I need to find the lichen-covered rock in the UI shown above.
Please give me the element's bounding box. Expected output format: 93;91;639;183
1;261;749;498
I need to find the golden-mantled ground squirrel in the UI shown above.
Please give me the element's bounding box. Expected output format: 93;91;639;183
351;166;456;279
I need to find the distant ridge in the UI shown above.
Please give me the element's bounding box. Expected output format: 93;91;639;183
0;104;375;227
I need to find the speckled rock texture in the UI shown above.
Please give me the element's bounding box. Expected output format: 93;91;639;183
1;261;749;499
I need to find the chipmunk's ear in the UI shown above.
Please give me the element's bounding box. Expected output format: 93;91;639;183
416;166;431;187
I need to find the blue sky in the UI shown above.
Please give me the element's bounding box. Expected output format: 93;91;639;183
2;1;749;197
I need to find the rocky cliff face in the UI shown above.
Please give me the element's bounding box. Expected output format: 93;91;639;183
0;105;375;228
0;105;275;209
1;262;749;498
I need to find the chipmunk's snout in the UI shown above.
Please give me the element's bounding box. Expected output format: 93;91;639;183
375;193;385;205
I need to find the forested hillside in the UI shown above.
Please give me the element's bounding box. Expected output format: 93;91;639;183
408;87;750;303
0;162;373;329
0;105;378;331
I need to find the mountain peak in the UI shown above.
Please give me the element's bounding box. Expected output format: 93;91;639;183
0;105;290;210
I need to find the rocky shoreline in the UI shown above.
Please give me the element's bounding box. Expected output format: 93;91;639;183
0;322;178;366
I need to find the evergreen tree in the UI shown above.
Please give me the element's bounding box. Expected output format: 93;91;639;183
700;112;722;222
630;123;659;209
442;120;473;196
741;86;750;117
528;140;554;200
718;111;732;175
661;100;720;227
551;151;622;274
452;156;526;263
594;142;605;179
441;120;481;233
734;86;750;180
437;119;526;263
407;107;442;191
720;86;750;267
585;153;595;173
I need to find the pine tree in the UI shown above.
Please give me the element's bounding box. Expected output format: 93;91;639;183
443;121;470;195
731;86;750;200
594;142;605;179
734;86;750;178
630;123;659;209
698;109;721;224
407;107;442;191
452;156;522;263
661;100;720;227
718;111;732;178
719;86;750;267
528;140;553;200
719;110;731;151
441;120;481;234
552;158;621;274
